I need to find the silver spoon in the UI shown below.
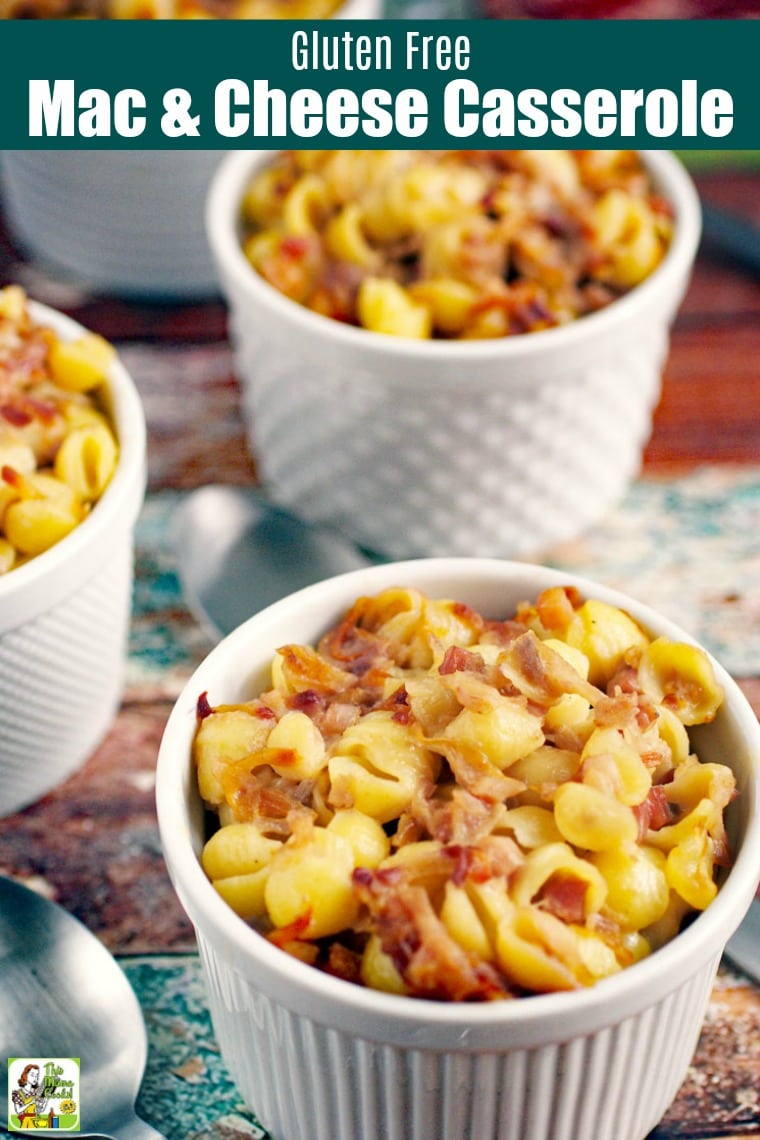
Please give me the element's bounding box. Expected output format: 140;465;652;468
0;875;164;1140
171;484;382;641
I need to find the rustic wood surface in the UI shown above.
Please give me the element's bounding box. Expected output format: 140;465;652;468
0;160;758;1139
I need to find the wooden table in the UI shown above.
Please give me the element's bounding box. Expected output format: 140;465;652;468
0;157;758;1140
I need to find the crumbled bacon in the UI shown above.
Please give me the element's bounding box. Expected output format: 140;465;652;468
537;872;588;925
319;700;360;738
353;869;512;1002
196;691;213;720
221;763;317;837
479;619;526;648
323;941;364;986
276;643;357;695
438;645;486;676
593;691;638;729
535;586;583;631
279;235;311;260
499;630;601;707
407;786;516;850
444;837;523;886
289;688;324;718
1;402;33;427
426;735;526;803
318;602;390;674
633;786;674;840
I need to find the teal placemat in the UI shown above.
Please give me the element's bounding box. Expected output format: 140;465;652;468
123;956;268;1140
131;467;760;695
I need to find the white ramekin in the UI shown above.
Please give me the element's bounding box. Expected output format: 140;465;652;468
156;558;760;1140
0;300;147;816
0;150;223;300
206;149;701;561
0;0;379;300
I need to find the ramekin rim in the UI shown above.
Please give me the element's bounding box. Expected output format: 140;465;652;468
156;557;760;1035
206;148;702;364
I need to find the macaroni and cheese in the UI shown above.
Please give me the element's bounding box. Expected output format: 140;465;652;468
238;149;674;340
195;584;734;1001
0;285;119;574
1;0;341;16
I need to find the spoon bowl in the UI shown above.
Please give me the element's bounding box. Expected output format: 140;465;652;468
171;484;379;641
0;876;163;1139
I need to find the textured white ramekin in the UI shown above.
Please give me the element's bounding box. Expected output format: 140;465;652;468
0;301;147;816
0;150;224;300
0;0;380;300
207;149;701;560
156;558;760;1140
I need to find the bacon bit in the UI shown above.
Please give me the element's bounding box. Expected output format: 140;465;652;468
480;187;499;215
269;747;297;769
594;690;642;732
536;586;581;632
277;643;357;695
606;664;640;695
267;912;313;948
445;845;475;886
374;685;412;725
1;465;24;490
254;704;277;721
280;235;310;260
542;207;576;240
289;689;324;718
480;619;526;648
428;735;526;804
451;600;484;629
1;403;32;426
510;296;557;335
320;701;360;737
712;829;732;869
633;786;674;840
323;942;363;986
443;837;524;886
411;787;503;847
353;873;510;1002
500;630;601;707
26;396;59;422
221;760;316;835
196;691;213;720
538;872;588;925
438;645;486;676
650;194;675;221
392;812;424;848
318;604;387;675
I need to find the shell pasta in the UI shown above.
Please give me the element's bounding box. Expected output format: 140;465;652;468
0;285;119;574
238;149;673;341
195;584;735;1002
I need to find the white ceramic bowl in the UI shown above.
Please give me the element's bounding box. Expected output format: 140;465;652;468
0;300;147;816
207;149;701;560
0;150;224;300
0;0;379;300
156;558;760;1140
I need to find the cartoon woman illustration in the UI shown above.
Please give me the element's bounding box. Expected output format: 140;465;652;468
11;1064;48;1129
